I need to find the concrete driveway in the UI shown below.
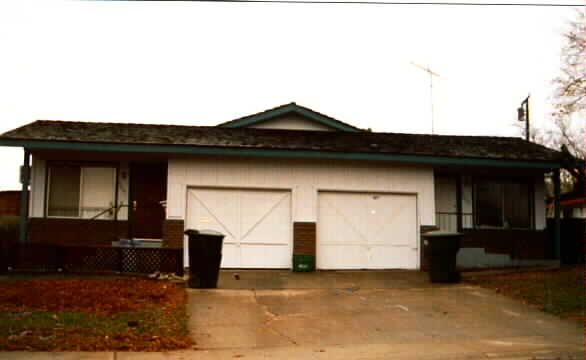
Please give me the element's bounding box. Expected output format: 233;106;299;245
187;270;582;359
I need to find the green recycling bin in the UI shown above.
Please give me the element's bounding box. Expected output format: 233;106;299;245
184;229;224;288
422;232;462;283
293;254;315;272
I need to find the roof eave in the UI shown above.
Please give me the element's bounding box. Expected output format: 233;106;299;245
0;138;561;170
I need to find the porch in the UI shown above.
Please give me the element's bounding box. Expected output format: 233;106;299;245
432;172;559;268
20;149;180;248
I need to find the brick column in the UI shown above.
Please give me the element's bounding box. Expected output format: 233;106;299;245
162;219;185;248
293;222;316;255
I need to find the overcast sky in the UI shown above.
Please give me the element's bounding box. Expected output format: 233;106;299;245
0;0;582;190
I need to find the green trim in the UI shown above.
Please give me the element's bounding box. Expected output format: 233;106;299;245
219;103;362;132
0;138;560;169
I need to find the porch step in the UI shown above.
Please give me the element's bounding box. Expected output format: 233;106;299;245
131;238;162;242
114;238;163;248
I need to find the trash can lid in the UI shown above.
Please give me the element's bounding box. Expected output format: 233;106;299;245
184;229;198;236
197;229;224;236
421;231;462;238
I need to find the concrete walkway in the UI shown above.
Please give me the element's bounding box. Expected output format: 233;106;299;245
1;270;582;359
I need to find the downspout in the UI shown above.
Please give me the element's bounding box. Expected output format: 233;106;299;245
553;169;561;261
19;149;31;244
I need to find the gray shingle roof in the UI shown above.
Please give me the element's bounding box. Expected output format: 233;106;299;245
0;119;561;163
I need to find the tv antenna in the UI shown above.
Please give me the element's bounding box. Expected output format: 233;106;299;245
411;62;440;134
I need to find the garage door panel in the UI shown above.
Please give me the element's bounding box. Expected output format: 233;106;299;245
366;195;397;243
240;191;289;240
240;244;291;268
241;194;291;245
369;246;415;269
388;197;417;246
188;188;291;269
188;190;239;240
319;195;367;245
318;192;418;269
318;245;368;270
368;198;417;246
220;244;240;269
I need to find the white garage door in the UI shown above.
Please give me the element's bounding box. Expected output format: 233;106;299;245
186;188;292;268
317;192;418;269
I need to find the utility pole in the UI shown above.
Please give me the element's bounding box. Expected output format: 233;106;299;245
411;62;440;135
517;95;530;141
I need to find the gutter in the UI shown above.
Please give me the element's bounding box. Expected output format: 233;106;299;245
0;138;561;170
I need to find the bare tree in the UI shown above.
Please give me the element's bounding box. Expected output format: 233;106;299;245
553;11;585;121
549;11;585;195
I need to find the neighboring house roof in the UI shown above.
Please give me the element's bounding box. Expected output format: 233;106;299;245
217;102;363;132
0;119;562;169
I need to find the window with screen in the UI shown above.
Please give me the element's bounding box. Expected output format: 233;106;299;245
47;164;116;219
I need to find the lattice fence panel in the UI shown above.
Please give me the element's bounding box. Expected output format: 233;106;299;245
3;244;183;276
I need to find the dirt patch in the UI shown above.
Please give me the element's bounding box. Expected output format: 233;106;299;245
0;278;183;314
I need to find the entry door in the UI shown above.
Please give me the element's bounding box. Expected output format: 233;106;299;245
317;192;418;269
130;163;167;239
187;188;291;268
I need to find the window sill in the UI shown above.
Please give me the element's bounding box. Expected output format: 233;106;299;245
464;227;534;231
45;216;117;221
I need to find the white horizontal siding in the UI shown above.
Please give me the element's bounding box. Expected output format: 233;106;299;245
29;155;46;218
167;157;435;226
117;162;129;220
534;177;546;230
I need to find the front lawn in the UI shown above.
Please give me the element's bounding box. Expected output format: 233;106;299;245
0;276;192;351
465;266;584;323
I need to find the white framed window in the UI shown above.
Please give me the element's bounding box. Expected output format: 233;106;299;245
47;164;117;219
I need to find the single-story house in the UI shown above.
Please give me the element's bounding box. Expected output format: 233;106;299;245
0;103;565;269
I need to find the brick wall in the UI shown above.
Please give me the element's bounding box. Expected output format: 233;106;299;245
293;222;316;255
28;218;129;246
162;219;184;248
461;229;552;260
420;228;553;270
0;191;23;217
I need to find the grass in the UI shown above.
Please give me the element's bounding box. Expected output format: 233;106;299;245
0;308;190;351
0;276;192;351
0;308;188;336
465;266;584;323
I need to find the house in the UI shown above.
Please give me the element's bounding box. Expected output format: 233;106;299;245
0;103;564;269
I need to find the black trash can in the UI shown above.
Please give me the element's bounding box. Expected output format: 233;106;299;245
184;229;225;288
422;232;462;283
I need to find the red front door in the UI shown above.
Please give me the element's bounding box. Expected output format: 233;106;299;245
130;163;167;239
